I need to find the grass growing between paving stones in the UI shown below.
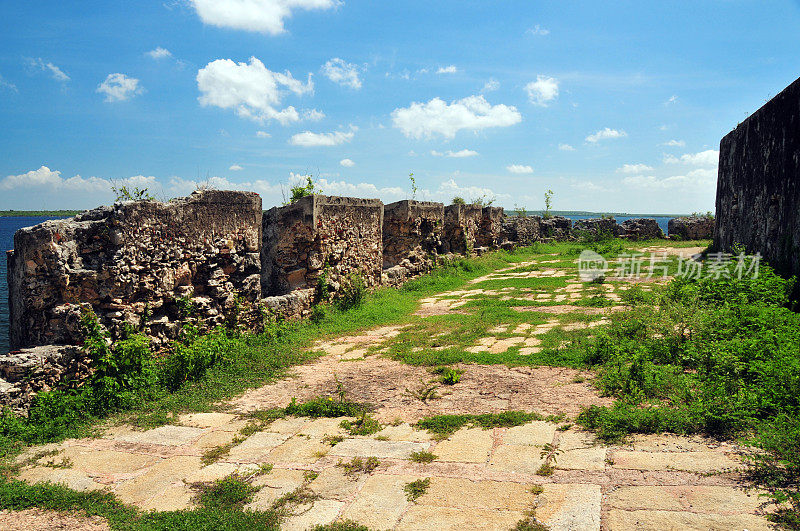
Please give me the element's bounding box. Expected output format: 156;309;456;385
575;260;800;526
195;474;260;511
410;450;438;463
403;478;430;502
416;411;564;440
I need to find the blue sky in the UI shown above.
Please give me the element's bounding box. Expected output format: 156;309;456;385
1;1;799;213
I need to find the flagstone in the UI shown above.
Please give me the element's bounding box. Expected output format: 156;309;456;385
433;428;493;463
58;447;159;475
396;506;526;531
329;438;428;459
282;499;346;531
112;425;207;447
607;485;767;514
605;509;773;531
488;444;545;474
536;483;601;531
416;477;533;511
112;456;203;507
178;412;237;429
18;467;105;492
267;436;331;465
557;448;606;471
226;431;291;462
247;468;308;509
309;467;365;500
503;421;556;446
611;450;740;473
340;474;415;529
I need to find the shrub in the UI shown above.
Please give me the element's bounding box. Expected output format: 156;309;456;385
335;273;366;310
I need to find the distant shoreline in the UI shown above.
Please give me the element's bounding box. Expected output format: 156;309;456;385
0;209;693;219
0;210;80;217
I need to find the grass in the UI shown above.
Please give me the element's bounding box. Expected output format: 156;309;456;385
337;456;380;476
403;478;430;502
410;451;438;464
340;414;382;436
416;411;563;439
195;474;260;511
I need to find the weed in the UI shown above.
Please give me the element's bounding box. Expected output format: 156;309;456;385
529;485;544;495
410;451;438;464
311;522;371;531
340;413;381;436
337;456;380;476
403;478;430;502
557;424;572;432
303;470;319;482
335;272;366;310
322;435;344;446
271;486;319;515
416;412;562;439
436;367;464;385
195;474;260;510
404;378;440;403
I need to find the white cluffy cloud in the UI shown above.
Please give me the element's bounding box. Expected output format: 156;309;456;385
586;127;627;143
197;57;313;125
339;158;355;167
190;0;340;35
97;73;143;102
392;95;521;140
431;149;478;158
256;131;271;138
525;75;558;106
617;163;654;174
321;58;361;89
662;139;685;147
28;58;69;82
558;143;576;151
482;79;499;93
0;166;156;192
664;149;719;166
229;164;244;171
622;168;716;190
147;47;173;60
289;125;357;147
437;65;458;74
507;164;533;174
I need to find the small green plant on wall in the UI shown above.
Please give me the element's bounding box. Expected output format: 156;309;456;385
543;189;554;219
409;172;417;199
288;175;321;204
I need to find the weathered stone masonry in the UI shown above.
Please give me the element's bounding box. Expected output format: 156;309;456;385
7;190;262;350
715;75;800;278
382;200;443;286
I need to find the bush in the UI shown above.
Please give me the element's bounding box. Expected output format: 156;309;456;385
335;273;366;310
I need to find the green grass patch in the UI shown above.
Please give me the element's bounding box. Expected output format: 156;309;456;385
416;411;563;439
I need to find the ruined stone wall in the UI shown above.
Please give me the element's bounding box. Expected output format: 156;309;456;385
382;200;443;268
7;190;262;349
443;204;483;254
714;75;800;277
476;207;505;248
261;195;383;297
501;216;542;245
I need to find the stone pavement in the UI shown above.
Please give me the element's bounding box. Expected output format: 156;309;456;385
14;412;774;530
9;245;778;529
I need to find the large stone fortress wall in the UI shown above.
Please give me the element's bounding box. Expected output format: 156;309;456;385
714;75;800;278
7;189;684;353
7;191;262;349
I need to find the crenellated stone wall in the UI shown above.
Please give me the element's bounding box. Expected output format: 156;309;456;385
7;190;262;350
261;195;383;297
715;75;800;278
476;207;505;248
443;204;483;254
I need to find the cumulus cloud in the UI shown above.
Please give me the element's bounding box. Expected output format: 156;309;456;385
147;47;173;60
585;128;627;143
391;95;521;140
558;143;576;151
339;158;355;167
664;149;719;166
28;58;69;82
321;58;361;89
507;164;533;174
256;131;271;138
527;24;550;36
662;139;685;147
617;163;654;174
0;166;156;193
622;168;716;190
229;164;244;171
289;125;357;147
525;75;558;106
430;149;479;158
437;65;458;74
197;57;313;125
303;109;325;121
189;0;340;35
97;73;143;102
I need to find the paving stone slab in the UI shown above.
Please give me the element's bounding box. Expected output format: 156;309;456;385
557;448;606;471
607;486;767;514
113;425;208;447
606;509;773;531
226;431;291;462
503;421;557;446
185;462;260;483
265;417;311;435
178;412;237;429
536;483;601;531
282;499;346;531
557;430;598;451
488;444;545;474
611;450;740;473
189;429;240;451
433;428;493;463
416;477;533;511
309;467;366;501
340;474;415;529
246;468;308;509
329;438;428;459
374;423;433;443
112;456;203;508
139;482;195;512
267;436;331;465
296;417;351;438
18;467;105;492
58;447;159;475
396;506;526;530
